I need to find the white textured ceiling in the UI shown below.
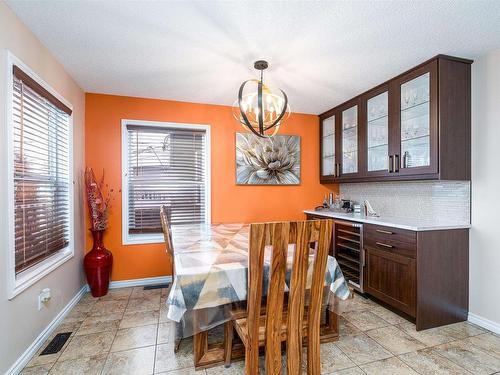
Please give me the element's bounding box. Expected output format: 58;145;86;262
6;0;500;114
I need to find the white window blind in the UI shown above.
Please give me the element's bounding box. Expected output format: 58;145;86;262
126;124;207;233
13;66;71;275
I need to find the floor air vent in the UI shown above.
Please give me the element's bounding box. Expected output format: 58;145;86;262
40;332;72;355
143;283;169;290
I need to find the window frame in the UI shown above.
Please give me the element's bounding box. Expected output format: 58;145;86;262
121;119;211;245
5;51;75;299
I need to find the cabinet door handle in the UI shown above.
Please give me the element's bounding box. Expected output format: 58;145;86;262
376;242;394;248
394;154;400;173
376;229;394;235
336;163;340;177
388;155;393;173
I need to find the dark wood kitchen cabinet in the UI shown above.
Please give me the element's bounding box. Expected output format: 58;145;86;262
363;223;469;331
319;54;472;183
364;247;416;316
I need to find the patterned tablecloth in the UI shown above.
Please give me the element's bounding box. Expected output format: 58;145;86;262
166;223;351;327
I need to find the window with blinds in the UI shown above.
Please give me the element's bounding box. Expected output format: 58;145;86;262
126;124;207;234
12;66;72;275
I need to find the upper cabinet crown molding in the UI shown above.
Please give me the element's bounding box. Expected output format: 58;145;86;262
320;55;472;183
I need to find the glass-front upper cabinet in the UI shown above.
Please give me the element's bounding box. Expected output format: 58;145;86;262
341;105;358;175
396;61;438;175
367;91;389;173
400;73;430;168
321;115;336;178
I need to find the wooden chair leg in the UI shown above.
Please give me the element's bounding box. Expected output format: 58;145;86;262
224;320;234;368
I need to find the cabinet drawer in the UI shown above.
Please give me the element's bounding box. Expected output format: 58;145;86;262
364;224;416;244
364;237;416;259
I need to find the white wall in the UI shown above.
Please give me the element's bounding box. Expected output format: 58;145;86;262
0;3;86;373
470;49;500;332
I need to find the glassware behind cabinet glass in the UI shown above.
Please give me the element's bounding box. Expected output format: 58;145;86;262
400;73;430;168
367;91;388;172
322;115;335;176
342;106;358;174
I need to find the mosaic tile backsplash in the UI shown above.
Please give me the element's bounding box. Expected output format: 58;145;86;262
340;181;471;224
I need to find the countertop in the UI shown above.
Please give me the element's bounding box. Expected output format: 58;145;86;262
303;209;471;231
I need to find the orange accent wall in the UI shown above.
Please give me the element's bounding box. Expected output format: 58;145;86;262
85;93;338;281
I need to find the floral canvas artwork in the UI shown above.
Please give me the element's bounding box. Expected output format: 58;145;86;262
236;133;300;185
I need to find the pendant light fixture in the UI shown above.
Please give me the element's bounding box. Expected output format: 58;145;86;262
233;60;290;138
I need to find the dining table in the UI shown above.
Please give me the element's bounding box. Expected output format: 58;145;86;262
165;222;351;369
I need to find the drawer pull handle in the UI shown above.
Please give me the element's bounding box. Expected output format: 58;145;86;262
376;229;394;235
376;242;393;248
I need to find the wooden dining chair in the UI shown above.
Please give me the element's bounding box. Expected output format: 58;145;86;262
160;205;174;258
160;205;184;351
226;219;333;375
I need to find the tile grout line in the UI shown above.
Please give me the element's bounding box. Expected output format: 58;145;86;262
99;290;132;375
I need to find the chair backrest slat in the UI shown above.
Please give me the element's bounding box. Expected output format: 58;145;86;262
264;222;289;374
306;220;332;375
247;219;333;375
160;205;174;256
246;223;267;373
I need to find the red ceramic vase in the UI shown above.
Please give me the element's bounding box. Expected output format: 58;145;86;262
84;229;113;297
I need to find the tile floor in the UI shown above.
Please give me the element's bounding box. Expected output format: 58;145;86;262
20;287;500;375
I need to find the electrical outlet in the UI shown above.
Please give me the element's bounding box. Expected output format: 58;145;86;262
38;288;51;311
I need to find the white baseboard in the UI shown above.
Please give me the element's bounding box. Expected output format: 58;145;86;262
468;312;500;335
108;275;171;289
6;285;88;375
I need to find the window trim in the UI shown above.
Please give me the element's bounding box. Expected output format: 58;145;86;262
5;51;75;299
121;119;211;245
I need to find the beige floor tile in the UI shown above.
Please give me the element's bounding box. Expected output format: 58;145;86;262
466;333;500;358
339;317;362;337
158;368;204;375
311;342;356;373
342;310;390;331
102;345;156;375
159;306;170;323
52;320;82;335
399;348;472;374
157;322;177;344
397;321;457;347
26;331;75;368
433;339;500;375
126;295;162;313
335;333;392;365
76;313;122;336
441;321;487;340
366;325;426;355
155;342;194;373
79;293;100;305
90;300;128;317
63;307;90;323
71;302;96;315
161;288;171;298
120;310;160;329
339;295;376;313
324;367;365;375
59;331;115;361
360;357;418;374
111;324;158;352
20;364;52;375
370;306;407;325
205;362;244;374
131;286;162;299
49;354;107;375
25;350;61;369
99;288;133;301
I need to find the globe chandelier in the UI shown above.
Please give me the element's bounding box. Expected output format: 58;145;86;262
233;60;290;138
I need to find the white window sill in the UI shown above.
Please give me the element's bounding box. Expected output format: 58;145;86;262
124;234;165;245
9;248;74;300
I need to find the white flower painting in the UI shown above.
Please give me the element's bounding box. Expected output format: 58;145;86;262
236;133;300;185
